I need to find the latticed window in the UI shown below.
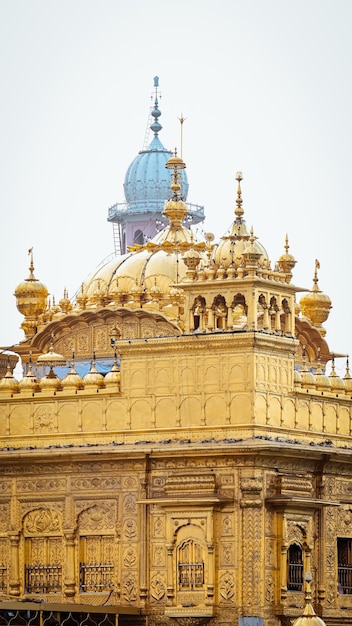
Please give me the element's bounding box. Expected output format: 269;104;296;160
25;537;62;594
80;536;114;593
338;538;352;594
287;543;303;591
178;539;204;590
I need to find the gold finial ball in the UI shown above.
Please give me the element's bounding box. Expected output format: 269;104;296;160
14;276;48;318
236;171;243;182
171;182;181;194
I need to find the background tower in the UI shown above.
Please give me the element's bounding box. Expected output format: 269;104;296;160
107;77;205;254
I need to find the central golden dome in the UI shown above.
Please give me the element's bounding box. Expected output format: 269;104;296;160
79;153;206;322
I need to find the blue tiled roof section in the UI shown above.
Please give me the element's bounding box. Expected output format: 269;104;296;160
123;137;189;212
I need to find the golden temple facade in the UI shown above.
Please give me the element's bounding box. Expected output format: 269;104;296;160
0;88;351;626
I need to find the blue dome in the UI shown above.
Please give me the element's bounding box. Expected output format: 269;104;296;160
123;85;189;213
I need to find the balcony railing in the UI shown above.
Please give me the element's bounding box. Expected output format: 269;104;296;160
338;564;352;594
80;563;114;593
178;562;204;589
108;202;205;221
25;564;62;594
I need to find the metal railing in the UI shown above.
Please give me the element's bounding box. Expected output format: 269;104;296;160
25;564;62;594
0;565;7;591
80;563;114;593
338;564;352;594
178;562;204;589
287;562;303;591
108;202;205;221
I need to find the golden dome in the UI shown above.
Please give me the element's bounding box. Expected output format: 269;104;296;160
18;358;40;393
300;347;316;389
329;356;345;394
300;260;332;337
292;601;326;626
61;354;84;391
294;368;302;386
300;367;316;389
40;368;62;391
73;150;208;322
214;173;269;271
315;361;331;393
78;163;206;319
36;339;66;391
14;250;49;339
277;234;296;279
104;349;121;389
0;359;19;394
292;577;326;626
83;353;105;389
37;340;67;368
76;284;88;309
59;288;72;313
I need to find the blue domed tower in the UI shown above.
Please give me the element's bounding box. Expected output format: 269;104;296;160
107;77;205;254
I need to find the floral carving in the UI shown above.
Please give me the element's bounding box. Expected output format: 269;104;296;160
78;504;115;531
34;406;54;431
123;546;137;567
124;494;137;514
123;519;137;539
150;574;166;601
23;509;62;535
122;572;137;602
219;572;235;601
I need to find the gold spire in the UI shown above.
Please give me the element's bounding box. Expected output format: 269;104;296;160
234;171;244;220
165;149;186;197
278;234;296;279
300;260;332;337
14;248;49;339
292;574;326;626
178;114;186;159
163;150;188;228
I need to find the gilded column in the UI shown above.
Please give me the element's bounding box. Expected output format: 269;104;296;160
63;531;76;599
207;543;215;603
139;477;147;603
263;305;270;331
227;307;234;330
207;308;214;331
166;543;174;605
240;475;263;615
8;532;20;596
280;542;288;600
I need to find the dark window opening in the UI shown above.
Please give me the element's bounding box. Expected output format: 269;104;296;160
338;538;352;594
287;543;303;591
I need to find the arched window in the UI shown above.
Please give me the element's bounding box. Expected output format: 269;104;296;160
178;539;204;590
212;295;227;329
78;505;116;594
192;296;206;331
23;509;62;594
134;229;144;246
287;543;303;591
79;535;114;593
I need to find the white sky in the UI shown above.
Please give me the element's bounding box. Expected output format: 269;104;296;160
1;0;351;375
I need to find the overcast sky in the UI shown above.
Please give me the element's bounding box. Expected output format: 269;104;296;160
1;0;351;375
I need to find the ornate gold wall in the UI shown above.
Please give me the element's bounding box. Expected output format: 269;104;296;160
0;440;351;626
